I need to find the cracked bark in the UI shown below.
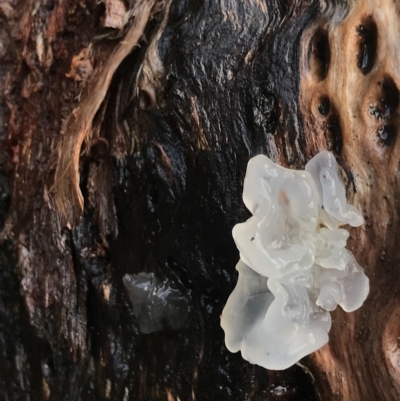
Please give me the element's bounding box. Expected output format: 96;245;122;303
0;0;399;400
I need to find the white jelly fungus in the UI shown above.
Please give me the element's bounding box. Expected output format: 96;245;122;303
123;272;189;333
221;151;369;370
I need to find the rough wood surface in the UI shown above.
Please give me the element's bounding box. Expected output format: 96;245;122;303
0;0;399;400
302;1;400;400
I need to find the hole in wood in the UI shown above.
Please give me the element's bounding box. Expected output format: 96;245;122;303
356;15;378;75
377;124;396;147
379;76;399;117
308;27;331;81
326;108;343;154
368;76;399;121
318;95;330;116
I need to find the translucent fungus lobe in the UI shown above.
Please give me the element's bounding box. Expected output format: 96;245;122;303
221;151;369;370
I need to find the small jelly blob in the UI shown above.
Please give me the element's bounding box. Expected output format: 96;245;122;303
123;272;189;333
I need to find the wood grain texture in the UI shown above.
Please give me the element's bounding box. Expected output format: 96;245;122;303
301;1;400;399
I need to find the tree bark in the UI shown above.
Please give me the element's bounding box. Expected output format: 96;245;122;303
0;0;399;400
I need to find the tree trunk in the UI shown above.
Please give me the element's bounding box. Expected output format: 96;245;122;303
0;0;399;400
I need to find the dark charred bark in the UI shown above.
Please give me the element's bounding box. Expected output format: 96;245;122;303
0;0;399;400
